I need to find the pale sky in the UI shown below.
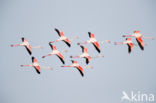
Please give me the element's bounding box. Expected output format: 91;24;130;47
0;0;156;103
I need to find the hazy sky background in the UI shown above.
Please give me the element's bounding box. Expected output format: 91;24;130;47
0;0;156;103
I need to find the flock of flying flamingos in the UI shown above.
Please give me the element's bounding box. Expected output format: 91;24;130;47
10;29;154;77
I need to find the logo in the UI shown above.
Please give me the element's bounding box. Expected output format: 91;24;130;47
121;91;155;102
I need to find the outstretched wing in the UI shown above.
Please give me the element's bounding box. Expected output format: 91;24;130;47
127;43;133;53
22;37;32;55
76;66;84;77
56;53;65;64
136;37;144;50
63;38;71;47
55;28;64;37
92;42;100;53
88;32;95;38
32;57;40;74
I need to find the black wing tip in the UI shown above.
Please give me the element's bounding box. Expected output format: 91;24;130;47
63;41;71;47
25;46;32;55
29;52;32;55
141;47;144;50
57;55;65;64
36;70;40;74
98;49;101;53
71;60;74;63
86;59;89;64
49;42;52;45
96;48;101;53
80;45;84;48
67;43;71;47
80;71;84;77
22;37;24;41
81;74;84;77
62;60;65;64
32;56;35;59
88;32;91;34
49;42;53;47
55;28;58;31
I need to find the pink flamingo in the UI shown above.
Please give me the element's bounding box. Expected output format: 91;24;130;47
10;37;42;55
70;45;104;64
114;38;135;53
21;57;52;74
122;31;154;50
42;43;67;64
77;32;101;53
50;28;78;47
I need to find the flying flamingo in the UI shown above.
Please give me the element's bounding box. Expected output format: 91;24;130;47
114;38;134;53
42;43;67;64
122;30;154;50
77;32;101;53
70;45;104;64
10;37;43;55
21;57;52;74
61;60;84;77
50;28;78;47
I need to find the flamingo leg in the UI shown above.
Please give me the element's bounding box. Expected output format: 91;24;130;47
62;50;68;53
100;40;111;44
114;42;124;45
21;64;33;67
61;66;73;67
142;36;154;40
122;35;133;37
40;66;53;70
32;45;43;49
70;36;79;41
84;65;93;69
91;54;104;58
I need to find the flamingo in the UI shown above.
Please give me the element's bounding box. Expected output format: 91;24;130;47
77;32;101;53
21;57;52;74
10;37;42;55
114;38;134;53
70;45;104;64
61;60;84;77
50;28;78;47
122;30;154;50
42;43;67;64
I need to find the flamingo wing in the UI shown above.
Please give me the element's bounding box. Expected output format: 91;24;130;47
88;32;95;38
92;42;100;53
76;66;84;77
63;38;71;47
49;43;57;51
136;37;144;50
80;45;85;53
56;53;65;64
25;45;32;55
22;37;32;55
127;43;133;53
34;66;41;74
55;28;64;37
32;57;40;74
